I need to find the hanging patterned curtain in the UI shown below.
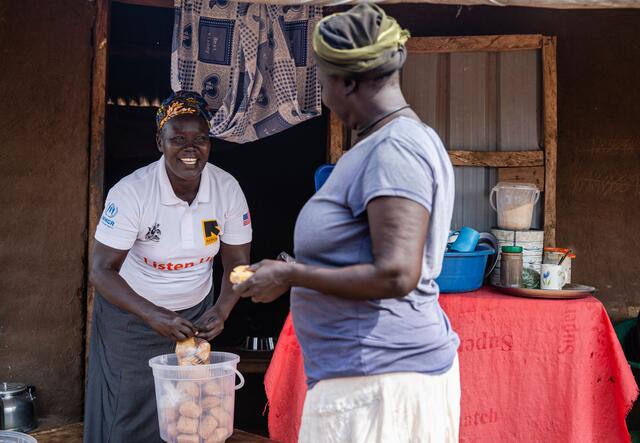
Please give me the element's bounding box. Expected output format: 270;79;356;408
170;1;323;143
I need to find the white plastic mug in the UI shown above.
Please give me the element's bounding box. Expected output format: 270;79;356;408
541;263;568;290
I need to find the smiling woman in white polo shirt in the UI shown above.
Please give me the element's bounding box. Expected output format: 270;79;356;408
83;92;252;443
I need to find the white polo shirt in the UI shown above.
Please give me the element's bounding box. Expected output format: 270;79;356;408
95;157;252;311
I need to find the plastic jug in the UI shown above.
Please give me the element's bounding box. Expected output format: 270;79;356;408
490;182;540;231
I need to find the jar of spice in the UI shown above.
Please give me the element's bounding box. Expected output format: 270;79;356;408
500;246;523;288
543;247;575;283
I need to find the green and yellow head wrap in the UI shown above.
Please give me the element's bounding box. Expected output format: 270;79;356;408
312;4;410;78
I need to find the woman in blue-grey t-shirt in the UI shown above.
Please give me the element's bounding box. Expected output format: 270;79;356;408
234;5;460;443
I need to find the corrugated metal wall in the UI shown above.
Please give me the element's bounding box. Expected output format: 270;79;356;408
401;50;543;232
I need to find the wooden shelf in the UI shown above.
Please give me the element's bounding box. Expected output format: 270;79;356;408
405;35;544;54
448;150;544;168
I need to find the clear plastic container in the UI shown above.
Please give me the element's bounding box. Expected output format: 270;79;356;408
0;431;37;443
490;182;540;231
149;352;245;443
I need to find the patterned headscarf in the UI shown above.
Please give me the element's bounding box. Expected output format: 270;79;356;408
156;91;213;131
312;4;410;79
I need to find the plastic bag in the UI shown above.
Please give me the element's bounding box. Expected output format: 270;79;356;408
175;337;211;365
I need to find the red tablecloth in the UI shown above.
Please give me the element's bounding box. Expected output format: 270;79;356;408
264;287;638;443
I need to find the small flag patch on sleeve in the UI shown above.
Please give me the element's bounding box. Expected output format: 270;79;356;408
242;212;251;226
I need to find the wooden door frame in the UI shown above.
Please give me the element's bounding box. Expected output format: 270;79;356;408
86;0;111;371
326;34;558;247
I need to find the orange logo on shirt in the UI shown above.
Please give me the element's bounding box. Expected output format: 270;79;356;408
202;219;220;246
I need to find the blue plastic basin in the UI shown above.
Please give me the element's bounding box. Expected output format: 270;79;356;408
436;244;495;293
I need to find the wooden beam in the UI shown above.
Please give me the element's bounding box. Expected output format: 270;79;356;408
406;35;544;54
542;36;558;247
498;166;545;190
327;110;344;164
448;150;544;168
324;121;544;169
86;0;110;376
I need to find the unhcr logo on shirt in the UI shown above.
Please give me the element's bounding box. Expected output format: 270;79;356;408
105;202;118;218
101;202;118;228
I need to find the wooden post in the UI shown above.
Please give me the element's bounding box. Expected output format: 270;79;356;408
542;36;558;247
327;110;344;164
86;0;110;372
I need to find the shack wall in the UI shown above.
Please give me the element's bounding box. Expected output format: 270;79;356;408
0;0;95;426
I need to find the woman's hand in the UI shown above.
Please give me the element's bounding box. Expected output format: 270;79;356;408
194;306;226;340
144;306;197;341
234;260;292;303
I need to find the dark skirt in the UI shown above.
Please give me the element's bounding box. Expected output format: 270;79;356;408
83;292;212;443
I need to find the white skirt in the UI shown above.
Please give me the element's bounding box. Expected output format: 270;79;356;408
298;356;460;443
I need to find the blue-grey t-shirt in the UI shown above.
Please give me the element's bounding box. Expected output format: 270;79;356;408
291;117;459;388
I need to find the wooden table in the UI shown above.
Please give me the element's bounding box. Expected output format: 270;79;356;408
31;423;276;442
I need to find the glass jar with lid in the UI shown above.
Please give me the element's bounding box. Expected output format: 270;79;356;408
500;246;523;288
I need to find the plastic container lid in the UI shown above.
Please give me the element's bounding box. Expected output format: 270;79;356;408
0;431;38;443
501;246;523;253
544;247;576;259
494;182;539;191
0;382;26;395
